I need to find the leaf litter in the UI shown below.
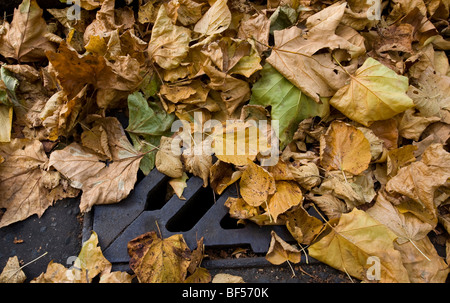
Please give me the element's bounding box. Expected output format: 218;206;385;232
0;0;450;283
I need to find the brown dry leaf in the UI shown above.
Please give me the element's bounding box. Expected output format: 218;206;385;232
237;13;270;54
0;0;56;62
212;273;245;283
0;256;26;283
285;205;323;245
169;172;189;200
266;3;364;102
320;121;371;175
267;181;303;223
209;160;242;195
224;197;259;220
306;193;348;220
0;139;78;228
148;5;191;70
395;236;450;283
265;230;301;266
386;143;450;226
155;136;184;178
48;118;143;212
182;138;213;187
288;161;321;191
308;208;410;282
366;191;433;245
239;160;276;207
398;108;440;141
193;0;231;37
386;145;417;177
128;231;192;283
46;42;142;103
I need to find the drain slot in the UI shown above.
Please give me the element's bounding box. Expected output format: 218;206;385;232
220;213;245;230
145;177;170;211
166;186;217;232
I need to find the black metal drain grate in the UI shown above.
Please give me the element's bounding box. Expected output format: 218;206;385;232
83;168;295;264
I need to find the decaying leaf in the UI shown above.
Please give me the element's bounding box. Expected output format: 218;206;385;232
128;231;194;283
0;139;78;227
320;121;372;175
239;160;276;207
0;0;56;62
48;118;142;212
267;181;303;223
155;136;184;178
266;230;301;266
193;0;231;37
0;256;26;283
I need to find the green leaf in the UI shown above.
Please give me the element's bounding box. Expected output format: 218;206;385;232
126;91;175;175
250;63;329;148
0;66;19;107
269;6;298;35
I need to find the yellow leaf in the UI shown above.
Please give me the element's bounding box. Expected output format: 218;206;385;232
265;231;301;265
285;205;323;245
224;197;259;220
0;256;26;283
320;121;372;175
267;181;303;223
169;172;189;200
128;232;192;283
239;160;276;207
0;105;12;143
308;208;410;282
148;5;191;70
330;57;414;126
193;0;231;37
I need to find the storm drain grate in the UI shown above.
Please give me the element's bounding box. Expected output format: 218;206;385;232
83;168;298;265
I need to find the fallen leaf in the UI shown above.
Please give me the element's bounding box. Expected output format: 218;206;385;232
0;139;78;227
169;172;189;200
267;181;303;223
193;0;231;37
329;57;415;126
306;193;348;220
49;118;142;212
285;204;323;245
0;256;26;283
0;0;56;62
266;230;301;265
386;143;450;226
148;5;191;70
0;106;13;142
128;231;192;283
250;63;329;148
239;160;276;207
320;121;372;175
209;160;242;195
224;197;259;220
212;273;244;283
308;208;410;282
155;136;184;178
182;139;213;187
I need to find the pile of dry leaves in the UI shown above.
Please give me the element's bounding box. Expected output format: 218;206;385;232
0;0;449;283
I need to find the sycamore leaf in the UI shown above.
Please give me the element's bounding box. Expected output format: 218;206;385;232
169;172;189;200
266;230;301;266
193;0;231;37
239;160;276;207
0;256;26;283
320;121;371;175
308;208;410;282
366;191;433;244
0;106;13;143
126;92;175;175
148;5;191;70
385;144;450;226
285;204;323;245
0;139;79;228
224;196;259;220
155;136;184;178
250;63;329;148
128;231;192;283
48;118;142;212
267;181;303;223
329;57;414;126
0;0;56;62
